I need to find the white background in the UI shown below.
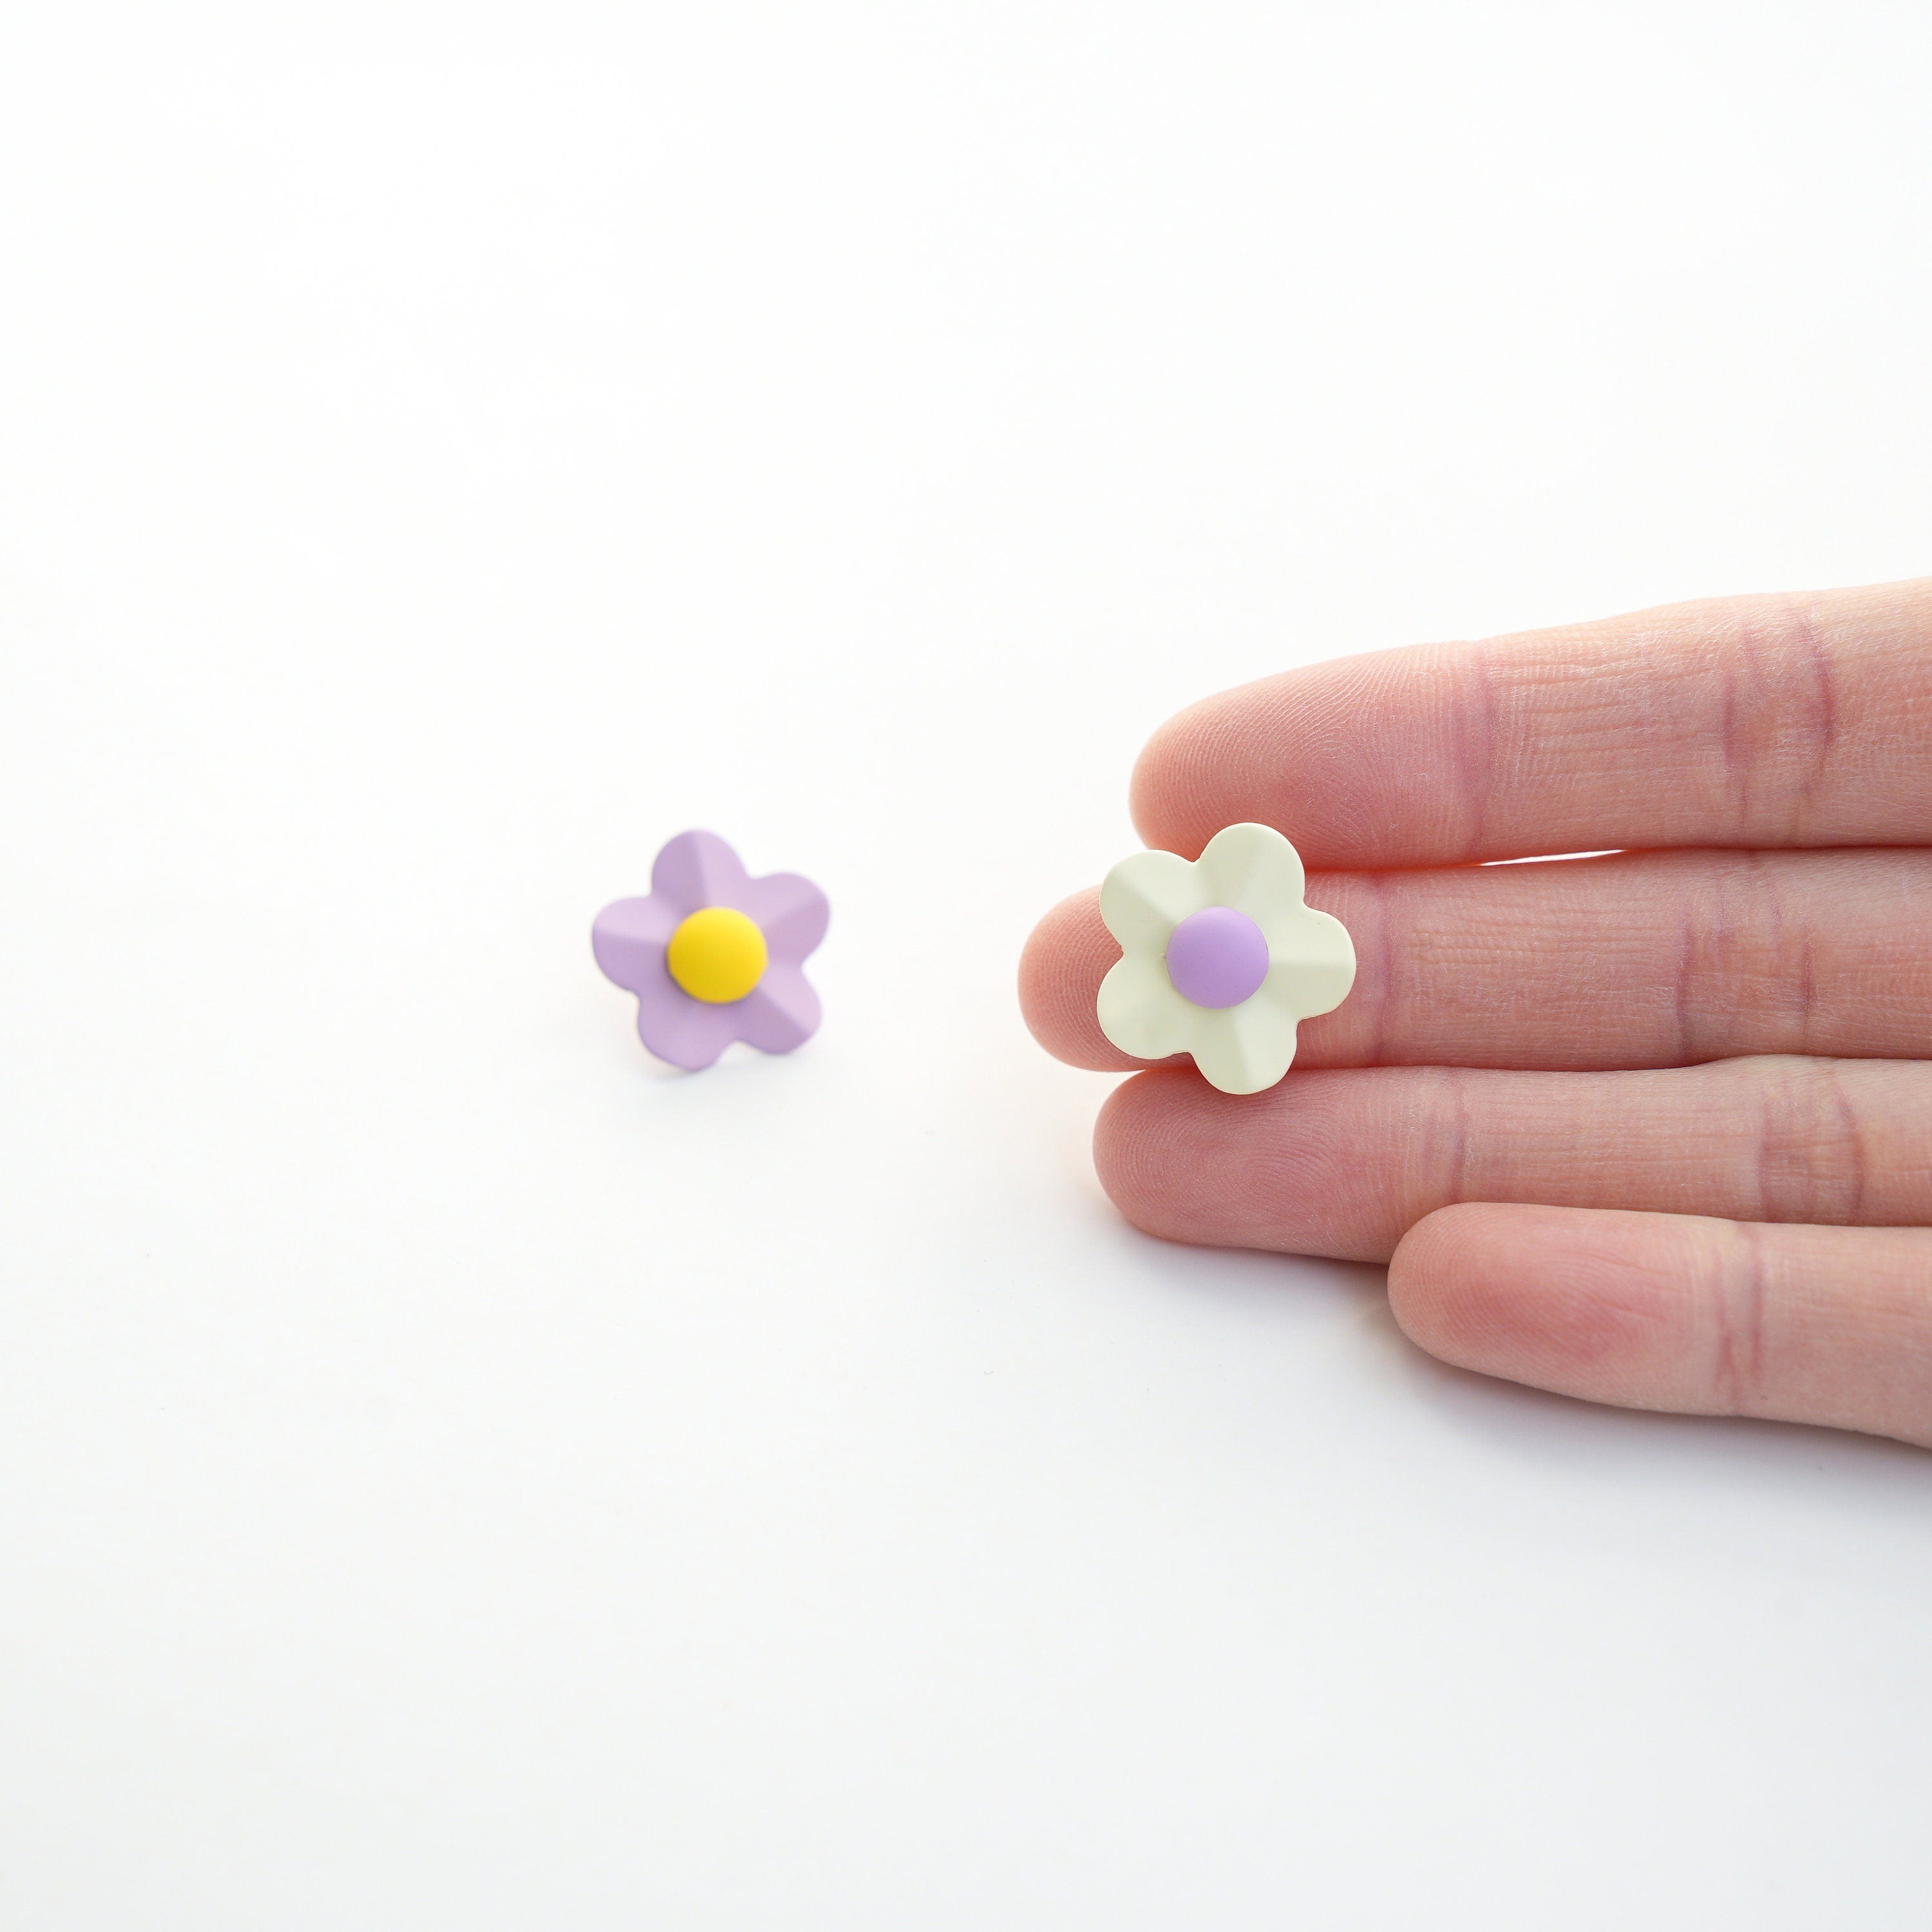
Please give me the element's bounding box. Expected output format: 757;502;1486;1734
5;3;1931;1925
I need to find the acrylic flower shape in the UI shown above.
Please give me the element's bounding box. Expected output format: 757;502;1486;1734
1096;822;1354;1095
592;830;829;1071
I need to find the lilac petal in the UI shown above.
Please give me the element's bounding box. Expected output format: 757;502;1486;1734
734;962;822;1054
736;871;830;965
650;829;752;918
591;895;682;992
634;977;741;1072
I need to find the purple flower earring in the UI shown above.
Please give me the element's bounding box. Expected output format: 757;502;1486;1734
592;830;829;1071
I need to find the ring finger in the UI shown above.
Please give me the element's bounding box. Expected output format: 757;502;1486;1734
1098;1056;1932;1263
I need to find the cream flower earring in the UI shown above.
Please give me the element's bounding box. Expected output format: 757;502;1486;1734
1095;822;1355;1095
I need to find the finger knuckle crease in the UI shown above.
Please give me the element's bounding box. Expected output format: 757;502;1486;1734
1708;1222;1772;1415
1754;1059;1866;1222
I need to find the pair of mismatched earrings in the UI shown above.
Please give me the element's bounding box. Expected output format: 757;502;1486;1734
592;824;1354;1093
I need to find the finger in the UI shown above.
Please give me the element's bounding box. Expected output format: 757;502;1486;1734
1021;849;1932;1072
1095;1057;1932;1264
1130;577;1932;867
1020;890;1178;1072
1388;1204;1932;1448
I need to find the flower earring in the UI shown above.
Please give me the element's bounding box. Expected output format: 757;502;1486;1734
1095;822;1353;1095
593;830;829;1071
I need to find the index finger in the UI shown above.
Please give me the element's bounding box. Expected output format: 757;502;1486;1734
1132;578;1932;867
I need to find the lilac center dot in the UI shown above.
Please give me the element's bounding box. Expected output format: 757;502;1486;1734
1164;905;1271;1009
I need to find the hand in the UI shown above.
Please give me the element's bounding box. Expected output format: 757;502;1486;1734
1020;579;1932;1448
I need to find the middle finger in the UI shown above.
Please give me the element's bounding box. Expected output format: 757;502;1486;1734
1019;847;1932;1074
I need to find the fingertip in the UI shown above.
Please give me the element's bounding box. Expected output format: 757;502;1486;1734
1394;1204;1932;1444
1128;691;1237;858
1385;1203;1536;1364
1387;1204;1696;1405
1094;1068;1209;1240
1094;1068;1376;1256
1018;889;1143;1070
1128;668;1368;861
1125;644;1481;869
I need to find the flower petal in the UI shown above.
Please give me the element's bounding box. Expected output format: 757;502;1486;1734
1262;906;1358;1019
650;829;752;916
1188;994;1301;1095
591;895;681;992
634;976;739;1070
1097;954;1196;1061
735;871;830;963
1099;848;1206;954
734;961;822;1054
1193;822;1307;920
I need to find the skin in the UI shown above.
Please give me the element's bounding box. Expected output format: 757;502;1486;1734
1019;577;1932;1448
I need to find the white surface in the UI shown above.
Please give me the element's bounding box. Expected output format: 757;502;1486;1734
5;5;1932;1926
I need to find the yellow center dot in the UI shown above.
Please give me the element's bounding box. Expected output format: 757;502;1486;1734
665;906;768;1004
